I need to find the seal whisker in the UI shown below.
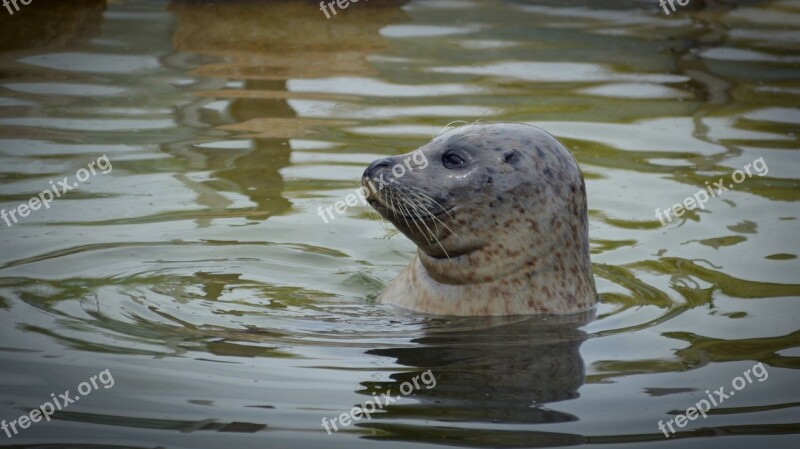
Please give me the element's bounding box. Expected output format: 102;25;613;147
389;190;421;244
435;120;470;138
386;189;404;226
394;190;434;245
403;195;436;245
399;190;450;260
392;191;422;244
407;198;451;260
360;186;392;232
405;186;456;220
403;189;463;241
447;130;479;146
404;191;440;235
422;207;461;242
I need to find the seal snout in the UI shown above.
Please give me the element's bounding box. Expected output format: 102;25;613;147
361;157;395;202
363;157;394;179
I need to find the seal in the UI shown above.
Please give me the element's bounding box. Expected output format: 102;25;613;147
362;122;597;316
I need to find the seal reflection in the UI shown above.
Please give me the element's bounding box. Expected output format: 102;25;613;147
359;311;594;446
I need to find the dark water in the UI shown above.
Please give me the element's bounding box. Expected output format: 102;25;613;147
0;0;798;448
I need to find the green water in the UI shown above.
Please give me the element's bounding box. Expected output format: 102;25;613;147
0;0;798;448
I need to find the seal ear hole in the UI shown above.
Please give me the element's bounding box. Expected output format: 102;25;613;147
504;151;518;163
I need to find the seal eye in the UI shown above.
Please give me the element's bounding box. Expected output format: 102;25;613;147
442;151;467;169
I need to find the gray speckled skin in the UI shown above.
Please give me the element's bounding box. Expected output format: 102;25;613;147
362;123;597;316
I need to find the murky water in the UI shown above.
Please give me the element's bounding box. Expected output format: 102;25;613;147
0;0;798;448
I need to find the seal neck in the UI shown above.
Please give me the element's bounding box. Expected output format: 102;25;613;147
380;247;596;316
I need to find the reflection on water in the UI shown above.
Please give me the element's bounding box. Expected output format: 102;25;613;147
0;0;798;448
363;313;593;447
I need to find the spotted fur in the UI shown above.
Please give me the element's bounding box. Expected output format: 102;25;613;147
362;123;597;316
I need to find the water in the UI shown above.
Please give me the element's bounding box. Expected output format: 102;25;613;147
0;0;798;448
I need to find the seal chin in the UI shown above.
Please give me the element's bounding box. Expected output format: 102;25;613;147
419;239;485;260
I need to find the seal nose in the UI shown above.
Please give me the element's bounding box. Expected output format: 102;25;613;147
364;157;393;178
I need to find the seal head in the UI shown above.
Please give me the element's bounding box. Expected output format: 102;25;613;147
362;122;596;316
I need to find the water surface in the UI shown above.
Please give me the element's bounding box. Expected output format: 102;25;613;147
0;1;799;448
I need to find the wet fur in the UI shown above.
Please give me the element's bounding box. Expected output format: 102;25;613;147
363;123;597;316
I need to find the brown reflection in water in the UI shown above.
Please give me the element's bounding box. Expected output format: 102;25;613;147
169;0;407;81
168;0;408;222
0;0;106;52
0;1;106;143
362;312;593;446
